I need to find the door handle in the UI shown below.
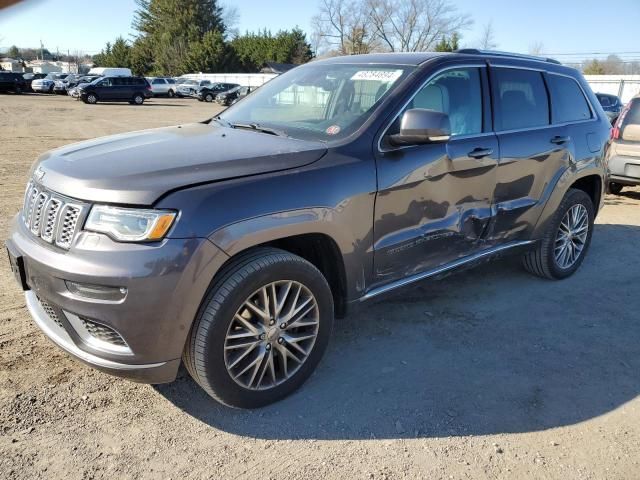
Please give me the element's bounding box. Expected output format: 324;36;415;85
468;147;494;159
551;135;571;145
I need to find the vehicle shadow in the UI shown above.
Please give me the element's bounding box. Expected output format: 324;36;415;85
155;223;640;440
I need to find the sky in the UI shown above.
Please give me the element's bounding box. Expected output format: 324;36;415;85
0;0;639;64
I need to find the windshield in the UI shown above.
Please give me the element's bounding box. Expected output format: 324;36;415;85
219;63;413;141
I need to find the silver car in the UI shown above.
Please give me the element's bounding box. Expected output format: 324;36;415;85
176;79;211;97
607;95;640;194
146;77;177;97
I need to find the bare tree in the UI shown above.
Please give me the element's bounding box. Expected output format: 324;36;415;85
528;41;545;56
312;0;377;55
366;0;472;52
478;20;497;50
221;2;240;39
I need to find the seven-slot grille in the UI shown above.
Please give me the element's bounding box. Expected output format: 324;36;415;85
22;181;86;250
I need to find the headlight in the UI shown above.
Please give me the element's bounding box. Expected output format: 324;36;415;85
85;206;177;242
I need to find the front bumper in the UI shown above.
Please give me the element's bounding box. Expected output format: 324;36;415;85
7;214;229;383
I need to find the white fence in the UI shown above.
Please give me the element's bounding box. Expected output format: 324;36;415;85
183;73;277;88
585;75;640;104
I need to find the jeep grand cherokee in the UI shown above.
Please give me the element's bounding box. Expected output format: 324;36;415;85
6;50;610;408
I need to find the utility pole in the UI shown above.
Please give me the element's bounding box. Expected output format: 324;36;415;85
40;40;44;61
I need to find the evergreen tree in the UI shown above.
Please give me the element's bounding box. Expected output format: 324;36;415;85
132;0;226;74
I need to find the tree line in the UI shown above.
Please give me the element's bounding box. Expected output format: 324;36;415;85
92;0;313;76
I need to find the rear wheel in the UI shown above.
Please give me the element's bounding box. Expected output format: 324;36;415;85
522;188;594;279
48;84;54;94
609;182;624;195
183;248;334;408
132;93;144;105
167;89;175;98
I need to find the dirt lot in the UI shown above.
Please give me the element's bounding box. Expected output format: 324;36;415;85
1;94;639;480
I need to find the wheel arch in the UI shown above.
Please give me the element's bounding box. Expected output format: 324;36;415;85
531;168;604;239
209;212;352;318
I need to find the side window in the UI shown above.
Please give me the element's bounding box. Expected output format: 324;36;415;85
547;74;592;123
597;95;611;107
152;79;163;85
389;67;483;137
167;78;175;84
99;78;112;87
493;68;549;131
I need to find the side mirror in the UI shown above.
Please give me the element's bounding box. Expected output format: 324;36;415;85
389;108;451;146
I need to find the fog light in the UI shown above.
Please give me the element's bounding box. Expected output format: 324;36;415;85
65;281;127;302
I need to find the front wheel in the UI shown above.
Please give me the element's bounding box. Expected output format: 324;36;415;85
167;89;175;98
183;248;334;408
522;188;594;279
132;93;144;105
204;93;214;102
85;93;98;104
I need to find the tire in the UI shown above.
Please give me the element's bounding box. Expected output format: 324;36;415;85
183;247;334;408
132;93;144;105
48;84;54;94
14;85;22;94
85;93;98;104
204;93;214;102
522;188;594;280
167;89;175;98
609;182;624;195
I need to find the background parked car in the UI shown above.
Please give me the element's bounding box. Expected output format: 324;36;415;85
66;75;102;98
146;77;177;97
31;73;69;93
607;95;640;194
53;74;84;94
176;79;211;97
79;76;152;104
215;85;251;106
0;71;28;94
596;93;624;124
22;73;46;92
195;82;239;102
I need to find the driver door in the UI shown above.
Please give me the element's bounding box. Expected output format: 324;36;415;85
372;65;499;284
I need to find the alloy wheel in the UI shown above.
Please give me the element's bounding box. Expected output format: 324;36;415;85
224;280;320;391
554;204;589;269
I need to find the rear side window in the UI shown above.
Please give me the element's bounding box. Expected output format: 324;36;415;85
493;68;549;131
597;94;612;107
547;74;591;123
621;99;640;126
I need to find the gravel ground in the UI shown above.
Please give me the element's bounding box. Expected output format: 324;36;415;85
1;94;640;480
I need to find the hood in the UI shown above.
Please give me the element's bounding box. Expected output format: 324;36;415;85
33;123;327;205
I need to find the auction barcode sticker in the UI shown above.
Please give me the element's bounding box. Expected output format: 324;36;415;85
351;70;403;82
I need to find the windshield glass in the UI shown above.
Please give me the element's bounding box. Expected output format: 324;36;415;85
219;63;413;141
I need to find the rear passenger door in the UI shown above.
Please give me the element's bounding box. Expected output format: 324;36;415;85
487;65;572;243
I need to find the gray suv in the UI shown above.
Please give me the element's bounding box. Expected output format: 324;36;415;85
6;50;610;408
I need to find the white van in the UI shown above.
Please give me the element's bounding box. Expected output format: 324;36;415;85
87;67;133;77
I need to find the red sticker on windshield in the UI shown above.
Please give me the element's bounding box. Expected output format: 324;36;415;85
326;125;341;135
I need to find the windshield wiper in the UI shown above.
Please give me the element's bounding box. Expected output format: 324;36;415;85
230;122;289;137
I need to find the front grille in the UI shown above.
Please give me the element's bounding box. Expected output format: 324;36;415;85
22;181;86;250
37;296;64;329
78;318;128;347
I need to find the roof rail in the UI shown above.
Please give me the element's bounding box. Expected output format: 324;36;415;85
454;49;562;65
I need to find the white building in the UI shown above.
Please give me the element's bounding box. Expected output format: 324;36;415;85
26;60;62;74
0;58;24;72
